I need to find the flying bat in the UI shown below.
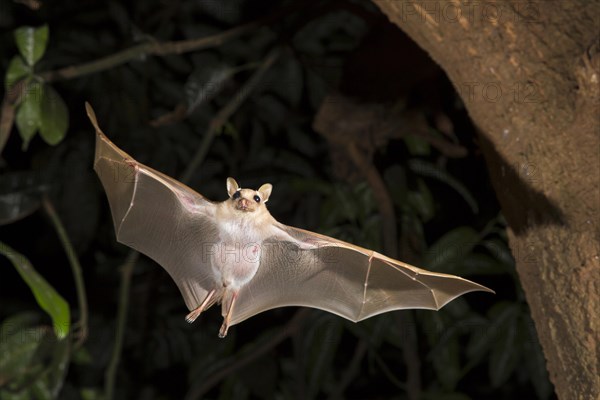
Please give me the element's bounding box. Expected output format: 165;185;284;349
86;103;493;338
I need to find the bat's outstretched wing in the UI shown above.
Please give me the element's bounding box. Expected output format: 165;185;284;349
231;223;494;326
87;103;218;311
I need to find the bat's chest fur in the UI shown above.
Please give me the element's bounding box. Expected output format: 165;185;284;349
211;214;265;289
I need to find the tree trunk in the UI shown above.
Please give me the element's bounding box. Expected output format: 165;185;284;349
372;1;599;399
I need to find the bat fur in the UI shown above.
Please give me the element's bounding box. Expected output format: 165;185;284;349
86;102;494;338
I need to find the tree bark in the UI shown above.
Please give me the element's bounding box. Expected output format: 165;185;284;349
372;1;599;399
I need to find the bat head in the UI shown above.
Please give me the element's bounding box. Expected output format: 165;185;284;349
226;177;272;213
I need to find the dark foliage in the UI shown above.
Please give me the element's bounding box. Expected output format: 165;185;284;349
0;1;554;399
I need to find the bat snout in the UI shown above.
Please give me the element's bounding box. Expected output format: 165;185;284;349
236;198;253;211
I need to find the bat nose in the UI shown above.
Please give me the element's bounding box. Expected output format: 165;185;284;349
239;198;250;209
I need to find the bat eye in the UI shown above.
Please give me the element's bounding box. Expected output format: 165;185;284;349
232;191;241;199
253;195;261;203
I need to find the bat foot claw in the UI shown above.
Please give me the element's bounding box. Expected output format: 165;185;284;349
185;309;202;324
186;289;217;324
218;322;229;338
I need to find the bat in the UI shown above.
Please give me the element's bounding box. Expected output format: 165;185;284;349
86;103;493;338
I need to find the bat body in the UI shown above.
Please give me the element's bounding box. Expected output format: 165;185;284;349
87;103;493;338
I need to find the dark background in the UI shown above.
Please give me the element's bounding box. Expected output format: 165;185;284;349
0;1;554;399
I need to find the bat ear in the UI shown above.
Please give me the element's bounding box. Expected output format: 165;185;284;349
258;183;272;203
226;177;239;197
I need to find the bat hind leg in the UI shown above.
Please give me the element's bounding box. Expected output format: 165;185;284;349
185;289;216;323
218;291;238;338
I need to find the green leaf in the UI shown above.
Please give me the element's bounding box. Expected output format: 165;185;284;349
300;314;343;398
432;330;461;390
481;238;515;267
80;388;103;400
461;253;507;276
407;178;434;221
15;82;42;150
71;346;93;365
5;56;31;89
0;170;49;225
423;226;479;270
489;308;520;387
0;241;70;339
0;324;49;385
0;312;40;335
384;165;408;208
403;134;431;156
309;324;343;397
0;319;70;399
42;333;71;398
14;25;49;66
39;85;69;145
408;159;479;213
467;302;519;362
30;379;52;400
0;390;32;400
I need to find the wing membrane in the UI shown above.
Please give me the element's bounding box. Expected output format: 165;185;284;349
89;103;219;310
232;225;493;325
87;102;493;332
